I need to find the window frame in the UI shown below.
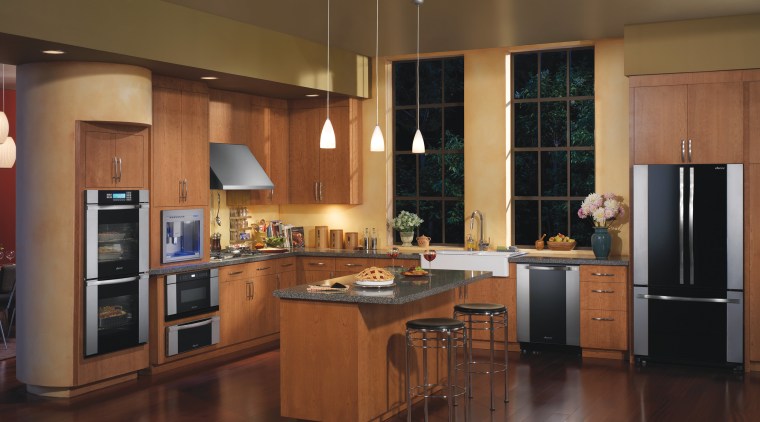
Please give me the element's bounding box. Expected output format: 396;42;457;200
511;47;595;247
392;56;465;246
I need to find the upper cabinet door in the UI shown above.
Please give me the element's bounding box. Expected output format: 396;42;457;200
82;122;148;189
632;85;687;165
288;106;323;204
152;86;184;207
687;82;743;164
750;81;760;164
112;131;148;188
181;90;210;206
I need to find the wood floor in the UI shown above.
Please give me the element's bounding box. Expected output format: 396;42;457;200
1;347;759;421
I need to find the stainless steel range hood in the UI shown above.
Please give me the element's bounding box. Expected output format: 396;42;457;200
209;143;274;190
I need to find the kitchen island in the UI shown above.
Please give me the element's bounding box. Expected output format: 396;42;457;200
273;269;492;422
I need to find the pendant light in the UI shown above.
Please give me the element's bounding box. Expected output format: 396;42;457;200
369;0;385;152
0;64;14;169
320;0;337;149
411;0;425;154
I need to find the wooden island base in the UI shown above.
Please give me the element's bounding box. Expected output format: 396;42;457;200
280;290;458;422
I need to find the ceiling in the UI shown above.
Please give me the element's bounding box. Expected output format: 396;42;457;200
166;0;760;57
2;0;760;95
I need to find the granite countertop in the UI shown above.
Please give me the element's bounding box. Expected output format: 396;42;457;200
272;269;492;305
149;248;628;276
149;248;422;276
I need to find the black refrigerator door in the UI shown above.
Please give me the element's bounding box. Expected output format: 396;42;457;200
644;165;683;288
690;165;728;290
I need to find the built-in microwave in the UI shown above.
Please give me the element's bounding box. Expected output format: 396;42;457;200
165;268;219;321
166;316;220;356
162;209;203;263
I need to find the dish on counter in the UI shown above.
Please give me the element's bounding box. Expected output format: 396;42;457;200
546;241;576;251
402;268;429;277
259;247;288;253
354;280;396;287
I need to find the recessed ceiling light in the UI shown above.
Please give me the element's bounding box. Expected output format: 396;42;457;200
201;76;218;80
305;94;319;97
42;49;65;55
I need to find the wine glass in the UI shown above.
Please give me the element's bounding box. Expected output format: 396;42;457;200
6;250;14;262
387;247;400;271
423;249;436;274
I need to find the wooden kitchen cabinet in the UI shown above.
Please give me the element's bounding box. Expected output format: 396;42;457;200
219;264;252;346
288;98;362;204
298;256;335;284
630;72;743;165
334;257;374;277
209;91;290;205
80;122;149;189
579;264;628;358
748;81;760;163
152;76;210;207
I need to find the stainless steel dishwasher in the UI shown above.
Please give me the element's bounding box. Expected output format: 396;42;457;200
516;264;580;350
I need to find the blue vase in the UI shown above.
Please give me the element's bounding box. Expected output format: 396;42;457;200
591;227;611;259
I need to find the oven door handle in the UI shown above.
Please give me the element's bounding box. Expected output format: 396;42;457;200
86;276;140;286
636;294;740;304
86;204;142;211
170;318;214;331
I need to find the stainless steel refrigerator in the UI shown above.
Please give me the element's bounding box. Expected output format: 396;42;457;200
633;164;743;368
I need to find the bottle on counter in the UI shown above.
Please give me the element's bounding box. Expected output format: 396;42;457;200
370;227;378;250
363;228;370;250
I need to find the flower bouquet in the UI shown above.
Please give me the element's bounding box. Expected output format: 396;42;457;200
577;192;625;228
391;211;423;246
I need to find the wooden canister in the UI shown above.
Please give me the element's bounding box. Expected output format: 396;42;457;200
345;232;359;250
315;226;329;248
329;229;344;249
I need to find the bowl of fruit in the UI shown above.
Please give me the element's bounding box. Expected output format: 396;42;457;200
546;233;576;251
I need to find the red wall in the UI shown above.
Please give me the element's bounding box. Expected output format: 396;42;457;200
0;89;16;261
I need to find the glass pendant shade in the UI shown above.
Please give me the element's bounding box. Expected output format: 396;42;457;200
411;129;425;154
370;125;385;152
320;118;336;149
0;136;16;168
0;112;8;142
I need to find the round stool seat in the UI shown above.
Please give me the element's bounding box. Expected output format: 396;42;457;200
406;317;464;331
454;302;507;315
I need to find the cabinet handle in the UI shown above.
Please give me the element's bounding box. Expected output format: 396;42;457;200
270;189;274;200
257;266;272;271
591;289;615;293
314;182;319;202
344;263;362;267
319;182;323;202
276;274;280;290
681;139;685;162
250;281;255;300
309;262;326;266
592;317;615;321
246;282;251;299
688;139;692;162
228;271;244;276
179;180;183;201
113;157;118;182
280;263;294;268
184;179;189;201
591;272;614;277
117;157;123;182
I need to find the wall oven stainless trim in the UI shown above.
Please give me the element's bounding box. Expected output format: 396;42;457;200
85;190;149;280
85;273;148;357
166;316;220;357
726;164;743;291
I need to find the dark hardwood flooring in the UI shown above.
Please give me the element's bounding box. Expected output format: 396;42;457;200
1;347;759;421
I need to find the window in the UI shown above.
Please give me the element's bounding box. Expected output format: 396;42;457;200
393;56;464;245
512;48;595;247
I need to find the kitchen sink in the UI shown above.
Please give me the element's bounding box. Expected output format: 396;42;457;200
420;250;526;277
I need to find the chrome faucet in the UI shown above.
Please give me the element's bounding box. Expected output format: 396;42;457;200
469;210;489;251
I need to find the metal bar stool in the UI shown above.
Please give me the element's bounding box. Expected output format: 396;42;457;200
405;317;469;422
453;303;509;410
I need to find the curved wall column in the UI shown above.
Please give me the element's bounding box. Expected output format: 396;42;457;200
16;62;151;389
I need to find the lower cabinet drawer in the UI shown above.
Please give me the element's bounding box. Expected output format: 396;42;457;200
580;281;627;311
166;316;220;356
580;310;627;351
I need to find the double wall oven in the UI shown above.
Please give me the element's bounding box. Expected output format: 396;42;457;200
84;190;149;357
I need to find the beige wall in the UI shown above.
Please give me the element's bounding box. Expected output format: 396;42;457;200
625;14;760;76
229;40;630;255
16;62;152;388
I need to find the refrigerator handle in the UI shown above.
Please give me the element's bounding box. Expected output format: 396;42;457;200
679;167;684;285
689;167;695;285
